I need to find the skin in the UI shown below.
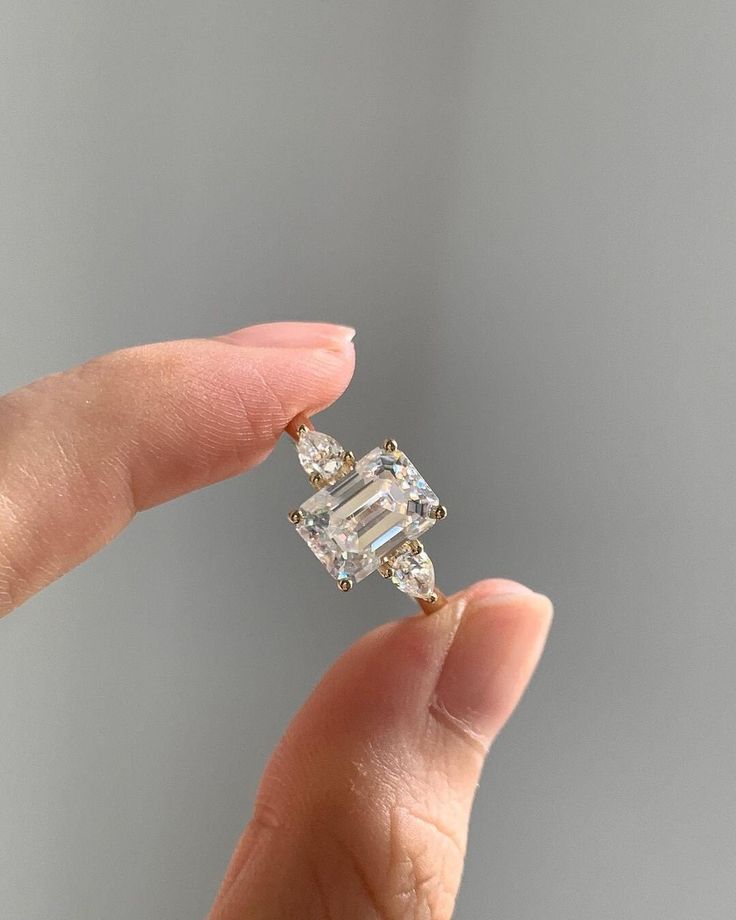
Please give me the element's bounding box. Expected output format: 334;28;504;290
0;321;553;920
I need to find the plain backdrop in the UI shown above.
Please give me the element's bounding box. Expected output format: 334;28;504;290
2;2;735;918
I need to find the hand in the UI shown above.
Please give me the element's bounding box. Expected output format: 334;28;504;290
0;321;552;919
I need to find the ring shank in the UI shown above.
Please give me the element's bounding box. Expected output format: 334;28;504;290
418;589;447;615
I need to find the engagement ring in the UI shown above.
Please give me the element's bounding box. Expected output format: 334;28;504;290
286;417;447;614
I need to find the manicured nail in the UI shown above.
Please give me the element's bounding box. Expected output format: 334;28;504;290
468;579;535;598
219;322;355;351
433;590;553;747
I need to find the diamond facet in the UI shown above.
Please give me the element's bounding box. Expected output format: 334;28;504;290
296;429;346;481
390;549;435;599
295;445;440;584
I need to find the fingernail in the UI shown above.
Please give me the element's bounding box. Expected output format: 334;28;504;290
469;579;535;599
219;322;355;351
433;591;553;746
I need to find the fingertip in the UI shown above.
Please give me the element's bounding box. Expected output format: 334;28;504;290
459;577;536;602
125;337;356;507
211;320;358;421
432;586;553;746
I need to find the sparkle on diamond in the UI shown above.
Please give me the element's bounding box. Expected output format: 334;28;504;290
390;549;436;599
295;446;440;583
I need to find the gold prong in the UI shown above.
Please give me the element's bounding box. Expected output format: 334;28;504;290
383;438;398;452
426;592;439;604
286;414;313;442
411;540;424;555
337;577;354;592
288;509;303;524
432;505;447;521
377;563;393;579
343;450;355;464
309;472;324;488
381;541;407;568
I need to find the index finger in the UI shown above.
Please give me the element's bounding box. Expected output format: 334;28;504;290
0;322;355;616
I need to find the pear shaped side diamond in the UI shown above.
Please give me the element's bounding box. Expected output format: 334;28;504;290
296;429;346;480
390;549;436;599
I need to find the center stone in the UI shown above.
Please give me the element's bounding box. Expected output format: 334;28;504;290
295;446;440;584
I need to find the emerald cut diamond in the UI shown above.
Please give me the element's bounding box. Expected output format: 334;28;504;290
295;446;440;584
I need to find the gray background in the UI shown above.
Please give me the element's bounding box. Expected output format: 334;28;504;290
1;2;735;918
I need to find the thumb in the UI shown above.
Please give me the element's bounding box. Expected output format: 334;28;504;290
210;579;553;920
